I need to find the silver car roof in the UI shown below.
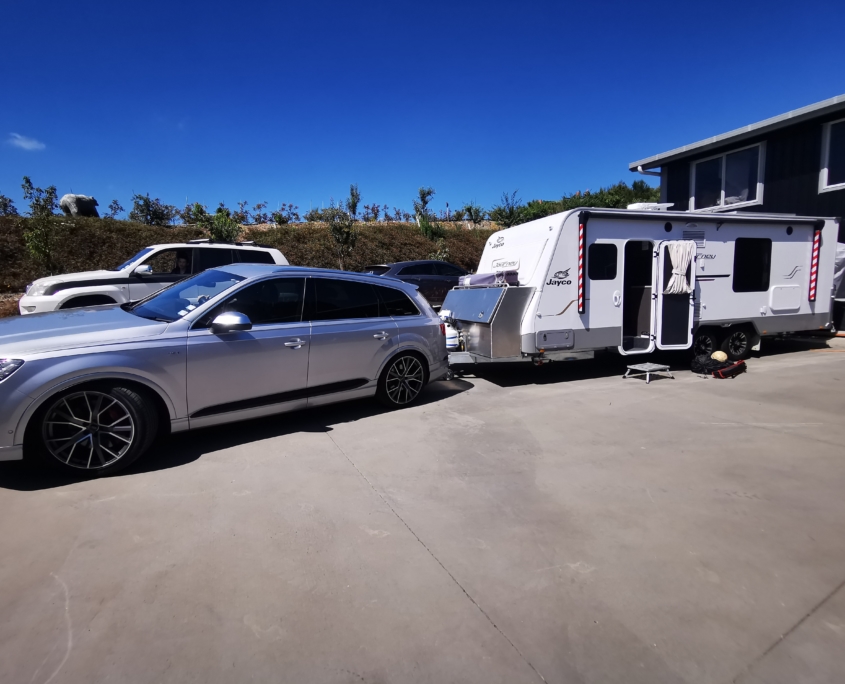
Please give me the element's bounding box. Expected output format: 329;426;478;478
214;263;407;285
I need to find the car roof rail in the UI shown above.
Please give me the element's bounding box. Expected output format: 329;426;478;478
187;238;211;244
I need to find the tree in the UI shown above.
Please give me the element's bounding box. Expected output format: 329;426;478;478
463;202;486;227
520;180;661;224
21;176;59;217
179;202;209;225
303;207;324;222
489;190;525;228
272;203;300;225
232;201;250;224
252;201;269;224
208;211;241;242
324;206;358;270
413;186;435;225
346;184;361;218
0;194;18;216
452;207;466;222
128;193;177;226
105;199;124;219
21;176;62;273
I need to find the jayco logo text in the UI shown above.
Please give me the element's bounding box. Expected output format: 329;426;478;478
546;269;572;286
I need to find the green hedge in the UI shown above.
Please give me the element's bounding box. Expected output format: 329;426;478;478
0;217;495;293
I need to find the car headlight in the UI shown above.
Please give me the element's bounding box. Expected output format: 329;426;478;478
0;359;24;383
25;281;58;297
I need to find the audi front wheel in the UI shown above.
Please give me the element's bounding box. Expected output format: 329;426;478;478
29;385;158;475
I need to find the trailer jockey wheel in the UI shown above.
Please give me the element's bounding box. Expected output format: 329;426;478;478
693;328;720;357
721;328;751;361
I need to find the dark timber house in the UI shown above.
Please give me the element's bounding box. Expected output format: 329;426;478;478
628;94;845;243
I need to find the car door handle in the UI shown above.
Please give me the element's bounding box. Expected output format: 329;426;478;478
284;338;306;348
373;332;389;340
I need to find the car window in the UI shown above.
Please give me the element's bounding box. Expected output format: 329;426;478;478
436;263;465;276
308;277;380;321
236;249;275;264
129;269;244;322
398;263;436;276
194;248;234;271
375;285;420;316
200;277;305;326
114;247;154;270
142;248;194;276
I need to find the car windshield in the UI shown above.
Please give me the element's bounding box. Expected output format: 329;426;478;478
114;247;155;271
128;269;245;322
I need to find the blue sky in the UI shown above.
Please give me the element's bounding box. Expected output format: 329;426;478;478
2;0;844;217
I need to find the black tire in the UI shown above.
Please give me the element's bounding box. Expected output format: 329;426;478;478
693;328;721;357
721;327;752;361
27;384;158;476
376;352;429;409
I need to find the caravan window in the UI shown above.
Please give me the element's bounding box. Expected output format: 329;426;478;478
732;238;771;292
691;143;764;210
588;243;617;280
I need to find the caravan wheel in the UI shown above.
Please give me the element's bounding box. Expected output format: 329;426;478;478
693;328;720;357
721;328;751;361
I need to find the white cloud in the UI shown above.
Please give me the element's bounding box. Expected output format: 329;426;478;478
7;133;46;151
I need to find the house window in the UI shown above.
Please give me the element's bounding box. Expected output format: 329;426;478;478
732;238;771;293
690;144;764;211
819;119;845;192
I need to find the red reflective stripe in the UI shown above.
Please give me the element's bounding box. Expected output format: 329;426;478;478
809;228;821;302
578;223;585;313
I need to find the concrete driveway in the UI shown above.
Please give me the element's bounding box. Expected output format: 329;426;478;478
1;338;844;684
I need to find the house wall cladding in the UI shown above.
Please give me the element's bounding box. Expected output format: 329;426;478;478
663;111;845;242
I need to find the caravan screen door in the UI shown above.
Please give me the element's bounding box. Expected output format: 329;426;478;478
655;241;696;350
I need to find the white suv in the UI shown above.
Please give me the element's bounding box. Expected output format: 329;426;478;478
19;240;288;315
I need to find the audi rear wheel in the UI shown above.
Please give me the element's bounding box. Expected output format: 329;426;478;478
377;353;427;408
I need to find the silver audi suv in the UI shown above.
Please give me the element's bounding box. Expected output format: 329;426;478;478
0;265;448;475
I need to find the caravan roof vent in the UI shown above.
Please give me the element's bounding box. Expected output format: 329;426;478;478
627;202;674;211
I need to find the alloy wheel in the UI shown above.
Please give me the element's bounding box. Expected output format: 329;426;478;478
41;391;136;470
726;330;748;357
694;334;714;356
385;356;425;405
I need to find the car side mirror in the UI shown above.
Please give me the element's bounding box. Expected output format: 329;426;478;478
210;312;252;334
133;264;152;276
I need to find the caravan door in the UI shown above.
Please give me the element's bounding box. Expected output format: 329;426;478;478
619;240;656;355
655;240;697;350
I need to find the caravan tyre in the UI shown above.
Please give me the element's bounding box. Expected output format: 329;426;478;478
693;328;720;357
721;328;751;361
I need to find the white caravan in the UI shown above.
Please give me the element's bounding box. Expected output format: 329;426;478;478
442;208;839;364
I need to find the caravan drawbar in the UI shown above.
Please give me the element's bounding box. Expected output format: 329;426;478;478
442;208;838;364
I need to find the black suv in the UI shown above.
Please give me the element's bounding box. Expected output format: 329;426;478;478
362;260;468;308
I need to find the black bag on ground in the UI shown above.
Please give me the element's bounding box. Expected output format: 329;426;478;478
691;354;731;375
713;360;747;379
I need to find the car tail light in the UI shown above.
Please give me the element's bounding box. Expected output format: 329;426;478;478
439;323;446;336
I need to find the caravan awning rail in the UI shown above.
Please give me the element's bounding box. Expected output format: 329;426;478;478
579;210;827;230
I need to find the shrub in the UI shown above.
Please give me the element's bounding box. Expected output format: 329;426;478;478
346;184;361;219
128;193;178;226
0;194;18;216
272;203;300;225
208;212;241;242
324;207;358;270
489;190;526;228
106;199;124;219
